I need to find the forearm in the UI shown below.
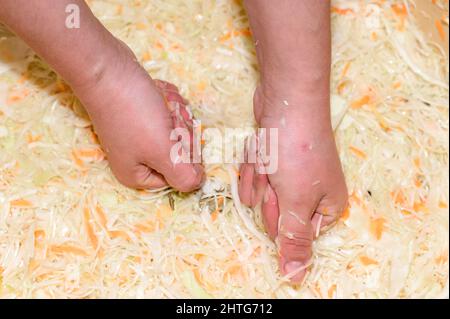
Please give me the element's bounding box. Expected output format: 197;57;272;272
244;0;331;96
0;0;122;90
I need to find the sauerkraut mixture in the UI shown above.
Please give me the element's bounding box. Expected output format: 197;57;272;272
0;0;448;298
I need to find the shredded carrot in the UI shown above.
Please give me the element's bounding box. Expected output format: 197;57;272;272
28;259;40;273
54;78;69;93
226;264;245;279
197;81;207;91
135;22;146;30
74;148;104;160
175;235;184;244
349;191;363;206
337;80;348;94
134;221;156;233
34;230;46;249
156;204;173;225
327;284;337;298
233;28;252;37
391;190;407;206
115;4;123;15
340;61;352;79
331;6;354;15
10;198;33;207
351;95;371;109
341;205;350;221
6;89;29;105
438;201;448;209
391;3;407;17
370;31;378;41
88;127;100;145
413;201;429;214
83;207;98;249
17;72;29;85
359;255;379;266
27;133;42;144
391;3;408;31
414;174;423;188
392;81;402;89
413;157;421;169
211;210;219;222
50;244;89;257
312;282;324;298
219;31;232;43
142;51;152;62
349;145;368;159
370;218;385;240
226;18;233;29
435;19;446;41
95;205;108;229
435;253;448;265
378;118;391;132
210;196;224;222
71;151;85;169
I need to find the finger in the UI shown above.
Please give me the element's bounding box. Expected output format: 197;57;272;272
238;163;254;207
311;211;338;238
152;80;203;192
155;79;190;113
262;183;279;240
135;166;168;190
251;158;270;207
153;79;179;93
277;198;315;283
311;193;349;237
113;162;168;190
148;133;204;193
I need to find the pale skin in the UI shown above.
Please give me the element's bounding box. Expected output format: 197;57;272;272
0;0;348;283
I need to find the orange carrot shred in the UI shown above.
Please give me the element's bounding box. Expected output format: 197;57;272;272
95;205;108;229
83;207;98;249
370;218;385;240
331;6;354;15
435;19;446;41
359;256;379;266
50;244;89;257
72;151;85;168
349;146;368;159
340;61;351;79
351;95;371;109
10;198;33;207
341;206;350;221
108;230;131;241
328;284;337;298
438;201;448;209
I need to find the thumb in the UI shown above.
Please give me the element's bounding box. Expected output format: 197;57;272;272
162;161;204;193
276;196;314;283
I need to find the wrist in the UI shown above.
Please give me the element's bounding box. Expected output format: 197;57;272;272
70;38;139;113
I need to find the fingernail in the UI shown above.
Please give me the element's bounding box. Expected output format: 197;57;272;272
285;261;304;274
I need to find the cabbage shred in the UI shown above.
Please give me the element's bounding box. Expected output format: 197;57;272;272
0;0;448;298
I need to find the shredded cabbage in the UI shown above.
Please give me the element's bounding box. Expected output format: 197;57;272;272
0;0;448;298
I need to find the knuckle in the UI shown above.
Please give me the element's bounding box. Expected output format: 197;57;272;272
174;171;202;192
279;232;312;260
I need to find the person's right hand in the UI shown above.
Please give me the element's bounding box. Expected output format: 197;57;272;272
74;43;204;191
